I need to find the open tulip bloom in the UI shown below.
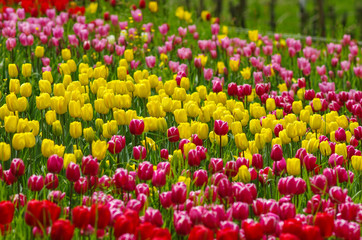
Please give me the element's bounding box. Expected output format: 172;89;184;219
0;0;361;239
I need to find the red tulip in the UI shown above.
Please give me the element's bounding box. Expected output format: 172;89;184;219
216;227;238;240
174;212;192;235
10;158;25;177
74;177;88;194
231;202;249;220
214;120;228;136
314;212;334;238
188;225;213;240
160;191;172;209
108;135;126;154
129;119;144;135
138;161;154;181
193;170;208;187
114;211;138;237
72;206;90;229
171;182;187;205
160;149;169;160
188;149;200;167
82;155;99;176
90;204;111;229
167;127;180;142
133;145;147;160
47;155;63;174
144;208;163;227
3;170;17;185
0;201;15;225
152;169;166;187
302;225;323;240
44;173;59;190
28;175;44;192
282;219;303;239
66;162;80;182
25;200;61;228
50;219;74;240
271;144;283;161
243;221;263;240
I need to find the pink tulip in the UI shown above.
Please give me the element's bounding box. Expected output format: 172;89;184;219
138;161;154;181
174;211;192;235
133;146;146;160
108;135;126;154
145;56;156;68
10;158;25;177
28;175;44;192
171;182;187;205
47;154;63;174
160;191;172;209
44;173;59;190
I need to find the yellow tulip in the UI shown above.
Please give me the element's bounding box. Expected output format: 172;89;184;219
0;142;11;161
287;158;301;176
41;139;55;158
92;140;107;160
70;121;82;139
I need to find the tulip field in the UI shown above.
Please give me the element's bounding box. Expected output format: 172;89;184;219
1;0;362;239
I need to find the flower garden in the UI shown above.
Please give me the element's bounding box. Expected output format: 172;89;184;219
0;0;361;239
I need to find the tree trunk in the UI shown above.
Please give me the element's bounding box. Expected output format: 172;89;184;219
215;0;223;18
240;0;247;28
270;0;277;32
317;0;326;37
299;0;308;35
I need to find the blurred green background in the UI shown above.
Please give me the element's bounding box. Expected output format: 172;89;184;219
172;0;361;40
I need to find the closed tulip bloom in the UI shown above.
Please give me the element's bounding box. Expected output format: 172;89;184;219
171;182;187;204
0;142;11;161
35;46;44;58
335;143;347;159
82;155;99;176
83;127;95;143
235;133;249;151
45;173;59;190
167;126;180;142
20;63;32;79
72;206;90;229
237;165;251;183
133;145;147;160
138;161;154;181
287;158;301;176
50;219;75;240
314;213;334;238
28;175;44;192
5;115;18;133
90;204;111;229
214;120;228;136
61;49;71;61
10;158;25;177
310;114;322;130
81;104;93;122
152;169;166;187
12;133;26;151
231;202;249;220
47;155;63;174
0;201;15;225
320;140;332;156
351;155;362;171
69;121;82;139
69;100;81;118
108;135;125;154
8;64;18;78
66;162;80;182
335;127;346;142
188;149;201;167
129;119;144;135
91;140;107;161
124;49;134;62
20;82;32;97
271;144;283;161
266;98;276;111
